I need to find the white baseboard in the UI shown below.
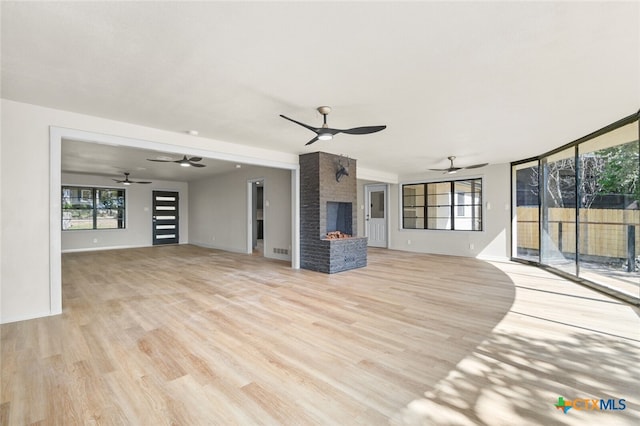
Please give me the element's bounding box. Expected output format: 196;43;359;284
62;244;151;253
190;241;248;254
1;310;58;325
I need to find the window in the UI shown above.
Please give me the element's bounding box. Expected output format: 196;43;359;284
402;178;482;230
62;186;125;230
511;112;639;304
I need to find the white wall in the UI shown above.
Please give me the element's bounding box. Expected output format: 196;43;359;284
357;164;511;260
0;99;299;324
189;166;292;262
389;164;511;260
61;173;188;252
0;97;509;324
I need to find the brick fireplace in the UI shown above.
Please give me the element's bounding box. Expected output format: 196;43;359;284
299;152;367;273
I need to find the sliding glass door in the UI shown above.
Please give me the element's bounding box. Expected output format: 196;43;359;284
511;113;639;303
512;160;539;262
541;148;577;276
576;121;639;299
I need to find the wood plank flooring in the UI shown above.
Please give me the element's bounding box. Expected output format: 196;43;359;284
1;245;638;425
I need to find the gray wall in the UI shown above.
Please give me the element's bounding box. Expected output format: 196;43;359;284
61;173;188;251
189;166;292;261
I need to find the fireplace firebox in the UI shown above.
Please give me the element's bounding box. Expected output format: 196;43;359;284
326;202;352;237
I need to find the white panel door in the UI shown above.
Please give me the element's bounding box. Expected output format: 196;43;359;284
365;184;387;248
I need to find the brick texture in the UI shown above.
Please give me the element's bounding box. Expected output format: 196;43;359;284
299;152;367;273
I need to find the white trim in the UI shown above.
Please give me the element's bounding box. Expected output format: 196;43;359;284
50;126;303;321
54;126;299;171
1;311;57;325
247;177;265;255
291;167;300;269
190;242;250;254
50;127;63;316
358;166;398;184
62;244;151;254
364;183;389;248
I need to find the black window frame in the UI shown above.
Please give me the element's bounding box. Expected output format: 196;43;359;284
62;186;126;231
402;178;483;231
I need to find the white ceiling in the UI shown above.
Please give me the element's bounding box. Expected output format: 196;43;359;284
2;1;638;179
61;139;241;182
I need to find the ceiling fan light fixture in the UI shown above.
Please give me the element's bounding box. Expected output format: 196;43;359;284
280;106;386;145
123;181;131;185
447;169;457;174
180;162;191;167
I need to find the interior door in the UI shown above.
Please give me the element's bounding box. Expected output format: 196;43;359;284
365;184;387;248
152;191;179;245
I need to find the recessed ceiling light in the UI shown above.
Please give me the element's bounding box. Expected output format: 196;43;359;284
187;130;199;136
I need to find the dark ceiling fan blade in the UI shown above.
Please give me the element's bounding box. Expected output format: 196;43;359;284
190;163;206;168
340;125;387;135
133;181;152;184
280;114;320;133
112;179;125;183
146;159;173;162
428;167;462;172
305;136;320;146
463;163;489;169
188;157;203;162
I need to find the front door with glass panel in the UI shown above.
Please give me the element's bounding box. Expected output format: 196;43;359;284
152;191;179;245
365;184;387;247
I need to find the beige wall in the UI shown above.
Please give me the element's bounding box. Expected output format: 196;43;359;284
189;166;292;261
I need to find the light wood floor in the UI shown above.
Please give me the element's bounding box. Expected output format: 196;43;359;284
1;245;638;425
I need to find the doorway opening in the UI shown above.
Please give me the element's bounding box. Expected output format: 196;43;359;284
249;178;265;256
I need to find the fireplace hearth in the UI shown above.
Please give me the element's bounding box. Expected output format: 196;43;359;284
325;231;351;239
299;152;367;273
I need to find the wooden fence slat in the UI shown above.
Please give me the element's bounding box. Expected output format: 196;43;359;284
515;207;639;258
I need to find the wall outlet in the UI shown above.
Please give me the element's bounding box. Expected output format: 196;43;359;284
93;238;98;243
407;239;411;245
469;243;474;250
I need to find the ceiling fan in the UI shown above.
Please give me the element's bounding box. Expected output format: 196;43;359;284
429;156;488;174
113;172;152;185
280;106;386;146
147;155;206;168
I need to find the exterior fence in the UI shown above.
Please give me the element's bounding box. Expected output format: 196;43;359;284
516;207;639;270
